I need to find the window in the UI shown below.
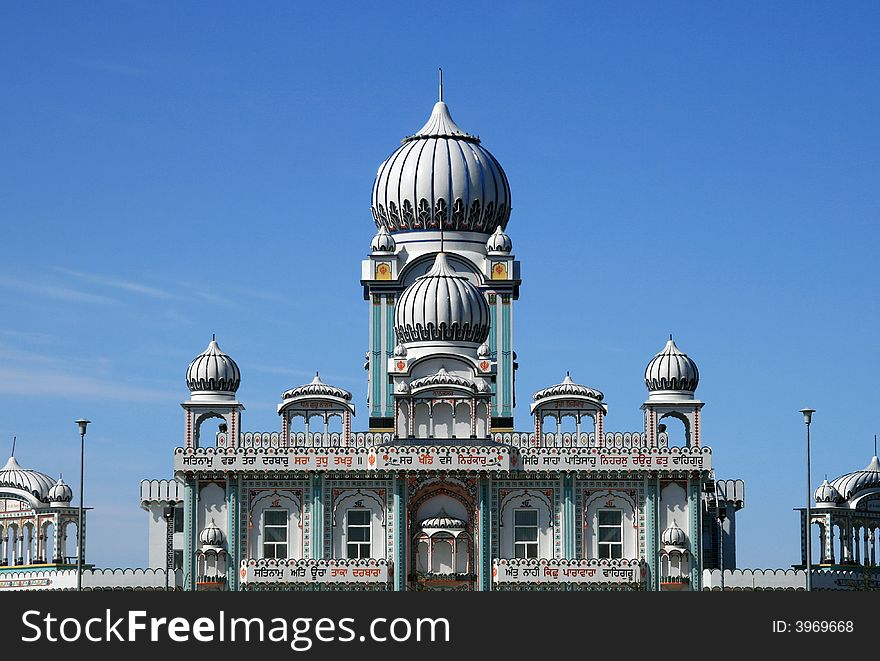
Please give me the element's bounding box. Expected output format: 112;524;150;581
172;550;183;571
173;508;184;533
262;509;288;559
597;509;623;559
346;510;371;559
513;509;539;559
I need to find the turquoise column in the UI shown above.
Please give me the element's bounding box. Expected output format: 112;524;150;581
488;295;499;416
645;477;658;591
312;474;323;559
393;477;407;591
384;294;395;417
478;480;492;591
226;476;239;591
370;295;382;419
562;475;574;558
500;295;513;419
184;476;197;591
689;479;702;590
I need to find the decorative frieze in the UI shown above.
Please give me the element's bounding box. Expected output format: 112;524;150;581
240;558;391;585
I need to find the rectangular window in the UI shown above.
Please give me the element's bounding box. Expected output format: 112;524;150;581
346;510;371;559
513;509;539;559
173;508;184;533
597;509;623;559
262;509;289;559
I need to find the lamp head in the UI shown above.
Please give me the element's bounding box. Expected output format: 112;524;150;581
799;408;816;425
75;419;91;437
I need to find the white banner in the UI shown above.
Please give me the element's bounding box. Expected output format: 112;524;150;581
240;559;391;584
493;559;643;584
512;448;711;472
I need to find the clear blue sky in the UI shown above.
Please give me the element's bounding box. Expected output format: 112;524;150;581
1;2;878;569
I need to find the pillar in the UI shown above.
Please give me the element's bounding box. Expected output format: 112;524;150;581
312;473;324;559
227;475;240;591
477;479;492;591
562;475;575;558
645;477;659;591
393;476;407;591
184;476;198;590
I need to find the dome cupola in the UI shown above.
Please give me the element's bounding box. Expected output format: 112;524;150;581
49;476;74;505
394;253;490;344
828;456;880;503
814;479;842;506
371;91;511;235
661;520;689;551
486;225;512;254
0;456;57;503
186;336;241;398
199;519;226;548
645;336;700;399
371;226;396;253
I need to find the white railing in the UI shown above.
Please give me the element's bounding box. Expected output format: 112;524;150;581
139;479;183;505
702;568;875;591
0;567;181;591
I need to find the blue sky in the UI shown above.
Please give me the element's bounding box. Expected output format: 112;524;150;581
1;2;878;569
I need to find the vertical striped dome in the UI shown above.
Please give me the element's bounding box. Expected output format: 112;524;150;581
645;337;700;394
186;337;241;394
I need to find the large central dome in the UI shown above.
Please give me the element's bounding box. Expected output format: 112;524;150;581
371;100;511;234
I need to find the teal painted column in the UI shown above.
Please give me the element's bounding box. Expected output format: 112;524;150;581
645;478;658;591
369;295;382;418
312;474;324;559
478;479;492;591
393;476;407;591
562;475;574;558
226;476;239;591
184;476;197;591
500;295;513;419
384;294;395;416
689;479;702;590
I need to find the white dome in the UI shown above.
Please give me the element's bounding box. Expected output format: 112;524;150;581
282;373;352;402
533;373;604;403
661;520;688;549
186;337;241;395
814;479;842;505
199;520;225;547
486;225;512;254
645;336;699;395
828;456;880;502
0;456;57;503
394;253;490;344
49;476;74;504
420;509;467;531
371;226;396;253
371;101;510;234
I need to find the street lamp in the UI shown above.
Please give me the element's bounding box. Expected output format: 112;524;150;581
800;408;815;592
75;418;90;591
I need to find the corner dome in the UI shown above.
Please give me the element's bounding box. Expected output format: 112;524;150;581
419;508;467;531
282;373;352;402
814;479;842;506
49;476;74;504
486;225;512;254
371;226;396;253
661;520;689;550
645;336;699;398
186;337;240;396
533;373;604;403
199;519;225;548
0;456;57;503
371;100;511;234
394;253;490;344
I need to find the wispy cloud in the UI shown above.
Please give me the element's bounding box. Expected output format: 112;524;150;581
76;58;149;77
246;364;363;385
0;329;56;344
0;278;116;305
52;267;174;300
0;367;177;403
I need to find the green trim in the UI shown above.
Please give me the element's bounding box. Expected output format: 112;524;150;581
562;475;575;557
184;477;197;591
370;298;382;417
394;478;407;591
384;295;395;416
226;477;238;591
478;481;492;591
645;479;658;591
501;300;512;416
690;480;701;589
312;474;323;559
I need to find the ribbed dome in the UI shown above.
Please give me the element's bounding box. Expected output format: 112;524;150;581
486;225;512;254
814;479;842;505
395;253;490;344
371;101;510;234
533;373;604;402
410;367;476;392
0;456;57;503
829;456;880;502
49;476;74;504
371;226;396;253
199;519;225;547
645;337;700;394
282;373;352;401
661;520;688;549
186;338;241;394
420;508;467;531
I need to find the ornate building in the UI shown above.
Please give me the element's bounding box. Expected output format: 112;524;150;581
141;91;748;592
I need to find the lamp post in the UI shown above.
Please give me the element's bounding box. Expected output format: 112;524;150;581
75;419;90;591
800;408;815;592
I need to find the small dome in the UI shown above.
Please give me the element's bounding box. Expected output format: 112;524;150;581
371;226;396;253
486;226;512;254
477;379;492;394
477;343;491;358
410;367;476;392
393;344;408;358
186;337;241;395
828;456;880;502
645;336;699;395
420;508;467;531
282;373;352;401
0;456;57;503
49;476;73;504
394;253;490;344
533;373;604;402
372;100;510;234
661;520;688;549
814;479;842;505
199;519;225;547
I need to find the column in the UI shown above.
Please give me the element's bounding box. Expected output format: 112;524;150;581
184;476;198;590
312;473;323;559
477;479;492;591
393;476;407;591
645;478;659;591
227;476;239;591
689;479;702;590
562;475;575;558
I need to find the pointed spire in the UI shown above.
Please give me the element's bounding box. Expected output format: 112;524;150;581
10;435;15;458
438;67;443;102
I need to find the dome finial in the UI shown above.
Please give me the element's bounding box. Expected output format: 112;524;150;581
438;67;443;103
212;332;215;341
10;435;15;458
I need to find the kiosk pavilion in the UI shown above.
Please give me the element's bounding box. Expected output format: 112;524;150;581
139;91;748;592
